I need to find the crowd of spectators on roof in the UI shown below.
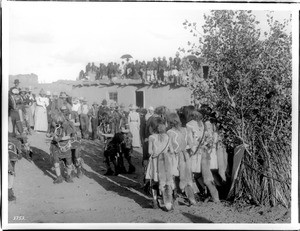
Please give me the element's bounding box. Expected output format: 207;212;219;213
78;52;205;87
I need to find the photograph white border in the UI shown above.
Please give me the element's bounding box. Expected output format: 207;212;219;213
2;1;299;229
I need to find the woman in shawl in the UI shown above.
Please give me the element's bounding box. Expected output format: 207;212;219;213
186;104;220;202
197;106;228;202
167;112;196;206
34;89;49;132
128;105;141;148
185;106;205;174
145;117;174;211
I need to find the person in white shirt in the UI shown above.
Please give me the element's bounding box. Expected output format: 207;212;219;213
145;106;154;121
34;89;49;132
71;97;81;124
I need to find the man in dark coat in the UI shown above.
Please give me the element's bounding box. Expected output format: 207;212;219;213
151;58;158;82
10;79;21;94
9;88;24;136
86;63;91;75
88;101;100;140
19;88;32;134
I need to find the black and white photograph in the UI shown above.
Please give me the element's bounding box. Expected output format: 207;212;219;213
2;0;298;229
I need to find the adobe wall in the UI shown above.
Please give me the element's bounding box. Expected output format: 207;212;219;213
71;84;192;110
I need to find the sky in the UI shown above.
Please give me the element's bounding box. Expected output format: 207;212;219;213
6;2;292;83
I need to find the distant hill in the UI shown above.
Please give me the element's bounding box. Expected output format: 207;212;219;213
9;73;39;88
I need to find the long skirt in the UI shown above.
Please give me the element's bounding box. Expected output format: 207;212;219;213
170;153;179;177
145;152;174;191
129;121;141;147
191;146;219;173
34;106;48;132
191;149;202;173
210;147;218;170
216;142;228;182
178;151;194;190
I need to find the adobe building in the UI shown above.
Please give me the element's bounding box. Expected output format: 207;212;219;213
70;60;210;110
8;61;209;110
71;80;192;110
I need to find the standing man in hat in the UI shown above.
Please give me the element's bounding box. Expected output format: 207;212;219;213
174;52;182;86
88;101;100;140
58;92;72;113
71;97;81;126
47;92;60;137
9;88;24;136
69;97;81;138
45;91;52;135
110;102;121;135
118;103;128;131
34;89;49;132
10;79;21;94
17;88;26;127
78;98;90;139
120;127;136;174
98;99;109;114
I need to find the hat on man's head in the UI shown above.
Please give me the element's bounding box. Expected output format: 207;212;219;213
101;99;107;106
20;87;27;93
60;92;67;98
14;79;20;84
120;103;125;108
39;89;46;95
131;105;138;110
79;96;84;101
46;91;51;96
148;106;154;111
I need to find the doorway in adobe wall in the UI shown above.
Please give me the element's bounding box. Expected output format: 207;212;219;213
135;91;144;108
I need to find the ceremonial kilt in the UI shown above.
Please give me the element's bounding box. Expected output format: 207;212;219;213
50;140;72;165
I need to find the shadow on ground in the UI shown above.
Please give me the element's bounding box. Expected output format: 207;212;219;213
80;140;152;209
181;212;213;223
30;146;56;181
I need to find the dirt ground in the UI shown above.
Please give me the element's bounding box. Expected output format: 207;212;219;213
8;131;291;224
